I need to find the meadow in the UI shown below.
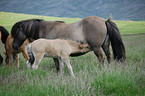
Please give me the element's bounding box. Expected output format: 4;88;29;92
0;12;145;96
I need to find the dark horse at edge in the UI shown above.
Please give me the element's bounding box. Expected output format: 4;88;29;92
11;16;126;70
0;26;9;65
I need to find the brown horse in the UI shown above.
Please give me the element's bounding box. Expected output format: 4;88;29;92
4;34;30;68
11;16;126;71
27;38;91;77
0;26;9;65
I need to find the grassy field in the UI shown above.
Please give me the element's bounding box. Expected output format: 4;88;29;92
0;12;145;35
0;12;145;96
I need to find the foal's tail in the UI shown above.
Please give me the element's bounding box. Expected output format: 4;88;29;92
27;44;35;64
105;17;126;62
0;26;9;44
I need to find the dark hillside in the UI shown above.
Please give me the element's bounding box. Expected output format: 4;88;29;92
0;0;145;20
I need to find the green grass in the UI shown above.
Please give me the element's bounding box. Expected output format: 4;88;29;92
0;12;145;34
115;20;145;35
0;12;81;32
0;12;145;96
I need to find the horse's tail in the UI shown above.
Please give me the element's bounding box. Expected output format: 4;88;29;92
27;44;35;64
0;26;9;44
105;17;126;62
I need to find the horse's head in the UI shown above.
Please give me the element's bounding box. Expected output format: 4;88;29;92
12;27;27;50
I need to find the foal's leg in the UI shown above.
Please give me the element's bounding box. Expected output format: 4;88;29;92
58;58;64;74
61;56;75;77
32;53;44;69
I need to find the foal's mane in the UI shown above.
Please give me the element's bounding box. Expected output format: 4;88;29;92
11;19;44;40
0;26;9;44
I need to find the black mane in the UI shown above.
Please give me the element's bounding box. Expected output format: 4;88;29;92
0;26;9;44
11;19;44;40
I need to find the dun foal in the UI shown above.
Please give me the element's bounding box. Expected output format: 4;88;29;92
27;39;91;77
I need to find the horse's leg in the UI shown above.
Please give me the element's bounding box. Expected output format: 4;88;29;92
21;49;30;68
22;50;30;68
13;54;19;68
58;57;64;75
102;35;113;63
7;51;13;66
61;56;75;77
32;53;43;69
21;49;29;62
92;47;105;63
15;54;19;68
53;58;60;71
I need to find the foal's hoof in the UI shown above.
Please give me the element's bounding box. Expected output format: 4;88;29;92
32;65;38;70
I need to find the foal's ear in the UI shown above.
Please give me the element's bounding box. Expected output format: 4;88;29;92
79;44;90;49
79;44;84;49
3;51;6;55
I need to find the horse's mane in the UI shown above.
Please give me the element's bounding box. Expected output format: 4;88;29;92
11;19;44;40
0;26;9;44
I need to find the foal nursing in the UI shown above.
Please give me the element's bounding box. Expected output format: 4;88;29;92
27;39;91;77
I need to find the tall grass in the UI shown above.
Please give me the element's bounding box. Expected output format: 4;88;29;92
0;35;145;96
